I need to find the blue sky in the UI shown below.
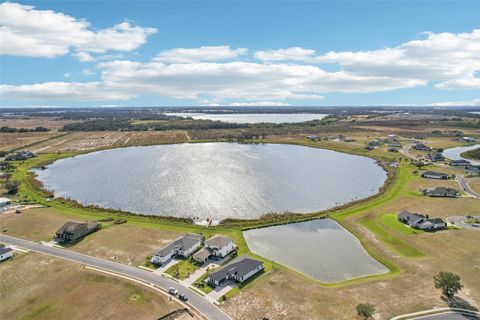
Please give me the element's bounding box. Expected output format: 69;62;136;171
1;1;479;107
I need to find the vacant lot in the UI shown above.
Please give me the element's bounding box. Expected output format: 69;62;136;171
1;206;182;266
0;132;62;152
0;252;190;320
30;131;189;153
0;116;76;130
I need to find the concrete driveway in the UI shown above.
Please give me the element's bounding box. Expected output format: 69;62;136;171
447;216;480;230
207;280;236;302
154;258;180;274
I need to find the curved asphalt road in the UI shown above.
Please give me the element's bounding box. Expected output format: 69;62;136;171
0;234;231;320
457;175;480;199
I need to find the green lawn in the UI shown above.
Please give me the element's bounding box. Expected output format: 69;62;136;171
164;259;199;280
192;272;214;294
380;213;423;235
360;218;424;258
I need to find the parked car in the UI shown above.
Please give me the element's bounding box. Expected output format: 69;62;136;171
178;293;188;301
168;287;178;295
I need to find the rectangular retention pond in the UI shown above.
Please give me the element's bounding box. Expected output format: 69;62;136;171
243;219;389;283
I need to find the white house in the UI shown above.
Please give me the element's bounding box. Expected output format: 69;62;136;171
0;247;13;262
205;235;236;259
150;233;203;265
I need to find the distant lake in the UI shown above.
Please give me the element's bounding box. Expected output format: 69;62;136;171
35;143;386;223
168;112;328;124
244;219;389;283
443;144;480;166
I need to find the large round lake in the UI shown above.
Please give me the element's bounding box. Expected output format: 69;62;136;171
244;219;389;283
35;143;386;222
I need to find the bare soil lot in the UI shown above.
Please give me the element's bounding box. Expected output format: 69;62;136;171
0;116;76;130
0;253;189;320
0;132;62;151
30;131;189;153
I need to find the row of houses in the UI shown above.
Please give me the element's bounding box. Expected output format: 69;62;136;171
397;211;446;231
150;233;263;287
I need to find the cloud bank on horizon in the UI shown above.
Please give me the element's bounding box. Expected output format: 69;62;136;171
0;1;479;107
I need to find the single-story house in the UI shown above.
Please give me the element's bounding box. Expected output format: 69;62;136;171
421;171;449;180
450;159;471;167
397;211;446;230
55;221;101;242
462;137;477;143
427;153;445;162
0;197;12;209
150;233;204;265
431;130;442;135
387;142;402;148
306;135;319;141
424;187;460;198
413;143;431;151
0;246;13;262
467;165;480;175
365;145;375;151
206;256;264;287
388;148;399;153
5;151;36;161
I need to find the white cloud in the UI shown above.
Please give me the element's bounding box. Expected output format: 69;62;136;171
154;46;247;63
254;47;316;61
227;101;291;106
74;52;94;62
81;69;95;76
314;29;480;89
428;98;480;107
0;2;157;59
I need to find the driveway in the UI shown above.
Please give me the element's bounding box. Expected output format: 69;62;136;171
410;312;479;320
181;256;232;287
0;234;231;320
447;216;480;230
207;280;236;302
154;258;179;274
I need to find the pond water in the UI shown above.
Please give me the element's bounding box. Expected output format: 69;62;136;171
243;219;389;283
168;112;328;124
442;144;480;165
35;143;386;223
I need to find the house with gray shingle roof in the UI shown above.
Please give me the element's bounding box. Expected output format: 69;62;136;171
150;233;204;265
421;171;449;180
206;256;264;287
192;235;236;264
55;221;100;242
397;211;446;230
0;246;13;262
424;187;459;198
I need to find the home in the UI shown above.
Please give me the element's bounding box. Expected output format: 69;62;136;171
424;187;459;198
5;151;36;161
431;130;442;135
421;171;449;180
0;246;13;262
306;135;319;141
150;233;204;265
413;143;431;151
450;159;471;167
387;142;402;148
55;221;101;242
397;211;446;230
427;153;445;162
206;256;264;287
0;197;12;209
467;165;480;175
193;235;236;264
388;148;399;153
462;137;477;143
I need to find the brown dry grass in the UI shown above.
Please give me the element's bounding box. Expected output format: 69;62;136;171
0;116;76;130
468;178;480;195
1;206;181;266
0;253;188;320
30;131;189;153
0;132;61;151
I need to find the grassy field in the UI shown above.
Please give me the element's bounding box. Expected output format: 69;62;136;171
0;252;190;320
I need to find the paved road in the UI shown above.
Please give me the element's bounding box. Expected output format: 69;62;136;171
410;311;479;320
457;175;480;199
0;234;231;320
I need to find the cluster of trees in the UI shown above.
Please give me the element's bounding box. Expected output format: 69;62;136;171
0;126;50;133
